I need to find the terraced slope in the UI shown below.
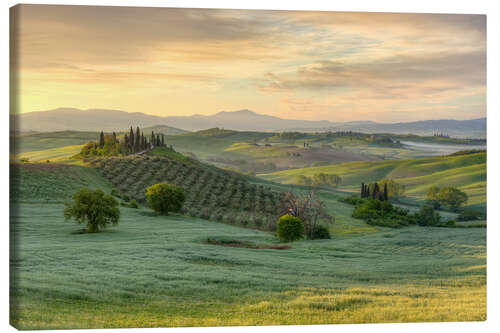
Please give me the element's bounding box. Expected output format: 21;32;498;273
92;155;284;230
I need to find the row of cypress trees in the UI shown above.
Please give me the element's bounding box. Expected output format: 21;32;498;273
360;182;388;201
98;127;166;154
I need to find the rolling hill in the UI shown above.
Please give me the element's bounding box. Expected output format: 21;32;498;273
261;152;486;210
12;108;486;138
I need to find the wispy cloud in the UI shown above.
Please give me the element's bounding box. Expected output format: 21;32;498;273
11;5;486;122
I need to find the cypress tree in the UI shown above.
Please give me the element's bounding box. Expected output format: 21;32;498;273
161;134;165;147
99;131;104;148
151;131;155;148
141;133;145;150
135;127;141;152
372;183;380;200
383;183;388;201
361;183;365;198
129;127;134;151
112;131;117;143
156;134;160;146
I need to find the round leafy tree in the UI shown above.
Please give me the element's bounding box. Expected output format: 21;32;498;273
64;188;120;233
146;182;186;215
276;214;304;242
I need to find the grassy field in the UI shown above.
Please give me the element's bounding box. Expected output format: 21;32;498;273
9;136;487;329
11;201;486;329
11;131;99;154
12;144;85;163
261;152;486;211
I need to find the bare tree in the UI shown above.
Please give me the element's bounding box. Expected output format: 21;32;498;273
278;188;333;239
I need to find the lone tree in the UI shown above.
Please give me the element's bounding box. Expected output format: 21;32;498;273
426;186;468;211
146;182;186;215
278;189;333;239
64;188;120;233
99;131;105;148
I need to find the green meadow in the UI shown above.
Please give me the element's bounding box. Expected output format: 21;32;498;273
11;201;486;329
9;129;487;329
261;152;486;211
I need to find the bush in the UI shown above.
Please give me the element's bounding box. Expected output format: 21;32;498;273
311;225;331;239
416;205;441;226
457;210;484;221
110;189;121;198
129;199;139;209
338;196;365;205
352;199;414;228
437;220;456;227
146;182;186;215
276;214;304;242
64;188;120;233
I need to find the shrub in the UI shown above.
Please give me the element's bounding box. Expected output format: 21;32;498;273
129;199;139;209
311;224;331;239
352;199;414;228
438;220;456;227
295;175;312;186
110;189;121;198
416;205;441;226
64;188;120;233
146;182;186;215
338;196;365;205
276;214;304;242
457;210;484;221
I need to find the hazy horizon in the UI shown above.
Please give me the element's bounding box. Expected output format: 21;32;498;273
14;106;486;124
11;5;486;123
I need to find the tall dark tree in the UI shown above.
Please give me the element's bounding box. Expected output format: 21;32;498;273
383;183;389;201
129;127;134;151
156;134;161;146
161;134;165;147
112;131;117;143
361;183;365;198
151;131;155;147
135;127;141;151
99;131;105;148
141;133;145;150
372;183;380;199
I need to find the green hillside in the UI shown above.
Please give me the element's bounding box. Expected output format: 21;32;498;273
10;163;113;203
141;125;188;135
261;152;486;209
10;150;486;328
11;131;99;154
91;153;284;230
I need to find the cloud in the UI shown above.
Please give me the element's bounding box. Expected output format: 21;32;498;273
11;5;486;121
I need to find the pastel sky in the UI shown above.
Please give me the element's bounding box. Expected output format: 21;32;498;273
10;5;486;122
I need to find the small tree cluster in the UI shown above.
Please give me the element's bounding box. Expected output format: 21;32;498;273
426;186;468;211
295;173;341;188
360;179;404;201
123;127;167;154
278;189;333;239
79;132;121;158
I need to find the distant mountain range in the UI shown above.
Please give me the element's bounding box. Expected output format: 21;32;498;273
11;108;486;138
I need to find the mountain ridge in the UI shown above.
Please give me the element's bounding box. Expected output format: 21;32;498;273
11;107;486;138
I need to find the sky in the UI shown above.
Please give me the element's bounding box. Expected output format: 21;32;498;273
10;5;486;122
